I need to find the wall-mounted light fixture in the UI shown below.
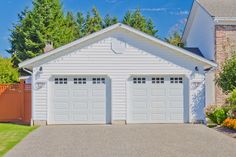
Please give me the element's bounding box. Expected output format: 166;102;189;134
39;66;43;72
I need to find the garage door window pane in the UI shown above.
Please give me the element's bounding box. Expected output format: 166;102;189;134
170;77;183;84
55;78;67;84
133;77;146;84
152;77;164;84
93;78;105;84
74;78;86;84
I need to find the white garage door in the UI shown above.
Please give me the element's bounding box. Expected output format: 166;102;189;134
128;76;184;123
49;76;107;124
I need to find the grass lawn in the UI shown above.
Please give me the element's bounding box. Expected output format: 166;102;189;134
0;123;37;157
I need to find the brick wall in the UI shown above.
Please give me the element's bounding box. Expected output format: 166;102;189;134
215;25;236;104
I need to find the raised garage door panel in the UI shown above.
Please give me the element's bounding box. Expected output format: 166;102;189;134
129;76;184;123
50;77;107;124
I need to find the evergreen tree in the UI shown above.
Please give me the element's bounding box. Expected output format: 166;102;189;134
65;11;80;41
165;31;184;47
122;9;158;37
103;14;118;28
8;0;78;66
131;8;147;31
84;7;103;35
76;12;85;37
145;19;158;36
122;11;132;25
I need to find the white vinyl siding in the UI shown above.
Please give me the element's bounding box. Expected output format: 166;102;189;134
185;3;215;61
32;30;206;122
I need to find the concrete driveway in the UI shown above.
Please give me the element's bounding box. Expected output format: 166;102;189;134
5;124;236;157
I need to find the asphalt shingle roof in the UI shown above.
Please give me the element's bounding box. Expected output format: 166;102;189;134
197;0;236;17
184;47;204;57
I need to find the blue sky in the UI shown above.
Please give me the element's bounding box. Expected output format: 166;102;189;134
0;0;193;58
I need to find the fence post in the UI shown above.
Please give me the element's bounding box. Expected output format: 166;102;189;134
20;80;25;123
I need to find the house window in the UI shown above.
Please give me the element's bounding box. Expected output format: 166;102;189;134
152;77;164;84
133;77;146;84
93;78;105;84
170;77;183;84
55;78;67;84
74;78;86;84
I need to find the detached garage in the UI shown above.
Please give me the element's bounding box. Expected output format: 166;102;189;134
19;23;216;125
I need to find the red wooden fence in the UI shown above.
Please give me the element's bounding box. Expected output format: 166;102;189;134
0;81;31;124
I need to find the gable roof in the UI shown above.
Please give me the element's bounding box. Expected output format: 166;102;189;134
197;0;236;17
19;23;217;69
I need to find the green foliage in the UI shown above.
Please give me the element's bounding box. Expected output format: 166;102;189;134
205;105;227;125
216;55;236;93
165;31;184;47
122;11;132;25
83;7;103;35
122;9;158;36
8;0;78;67
103;14;118;28
9;3;159;67
213;108;227;125
0;123;36;156
205;104;218;124
76;12;85;38
0;57;19;84
227;89;236;105
223;105;236;118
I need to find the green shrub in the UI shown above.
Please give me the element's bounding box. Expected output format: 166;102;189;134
227;89;236;105
204;105;219;124
0;57;19;83
225;105;236;118
216;55;236;94
205;105;228;124
222;105;233;113
213;108;227;125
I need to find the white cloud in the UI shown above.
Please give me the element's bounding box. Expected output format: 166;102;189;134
170;10;189;16
139;8;167;12
132;7;189;16
105;0;118;3
168;18;187;35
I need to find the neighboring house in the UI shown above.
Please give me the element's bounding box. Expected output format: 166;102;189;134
19;23;216;125
182;0;236;105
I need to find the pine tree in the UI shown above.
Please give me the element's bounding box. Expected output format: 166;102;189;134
122;9;158;37
76;12;85;37
8;0;78;66
131;8;147;31
122;11;132;25
103;14;118;28
65;12;80;41
145;19;158;36
84;7;103;35
165;31;184;47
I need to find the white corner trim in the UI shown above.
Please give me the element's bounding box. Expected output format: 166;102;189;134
19;23;217;68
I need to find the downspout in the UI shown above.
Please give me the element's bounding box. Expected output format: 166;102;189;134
22;68;34;126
